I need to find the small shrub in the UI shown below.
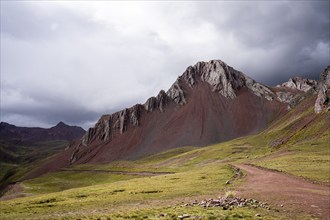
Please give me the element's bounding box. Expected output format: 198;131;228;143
224;191;236;198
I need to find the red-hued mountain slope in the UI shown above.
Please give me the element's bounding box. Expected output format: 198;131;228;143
26;60;323;179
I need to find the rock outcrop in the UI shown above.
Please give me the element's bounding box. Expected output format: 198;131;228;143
166;81;186;105
180;60;274;100
81;105;143;147
275;76;319;107
144;90;171;112
278;77;318;92
315;66;330;113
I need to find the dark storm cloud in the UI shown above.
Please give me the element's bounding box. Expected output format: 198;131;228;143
1;1;329;129
193;1;329;85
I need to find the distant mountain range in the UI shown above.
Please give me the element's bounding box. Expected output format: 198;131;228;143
0;121;85;145
26;60;329;179
0;121;86;194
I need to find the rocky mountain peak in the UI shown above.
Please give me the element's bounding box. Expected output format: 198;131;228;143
277;77;318;92
0;122;13;129
171;59;274;101
54;121;68;128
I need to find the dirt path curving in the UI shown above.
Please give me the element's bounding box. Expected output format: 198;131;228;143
235;164;330;220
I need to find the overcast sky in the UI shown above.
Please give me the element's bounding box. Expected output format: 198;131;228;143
1;1;329;129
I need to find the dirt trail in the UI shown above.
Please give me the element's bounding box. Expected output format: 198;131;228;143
235;164;330;220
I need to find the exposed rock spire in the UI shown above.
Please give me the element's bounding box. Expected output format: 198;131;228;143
315;66;330;113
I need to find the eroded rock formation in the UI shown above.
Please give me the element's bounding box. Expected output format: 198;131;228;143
315;66;330;113
278;77;318;92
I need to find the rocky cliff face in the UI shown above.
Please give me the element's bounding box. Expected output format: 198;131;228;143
315;66;330;113
81;105;143;146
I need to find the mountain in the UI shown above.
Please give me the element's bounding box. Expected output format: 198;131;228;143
0;121;86;145
0;122;86;194
69;60;322;164
25;59;328;180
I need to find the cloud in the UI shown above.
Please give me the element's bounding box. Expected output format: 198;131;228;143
1;1;329;129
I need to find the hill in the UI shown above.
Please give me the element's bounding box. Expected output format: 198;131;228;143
0;121;85;145
0;122;85;195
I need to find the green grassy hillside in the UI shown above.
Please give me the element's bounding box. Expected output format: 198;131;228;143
0;96;328;219
0;140;69;195
250;97;329;184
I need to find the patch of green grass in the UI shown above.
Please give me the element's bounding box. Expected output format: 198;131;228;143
0;163;234;219
224;190;236;198
255;140;330;184
251;108;330;184
23;171;140;194
0;139;70;195
0;163;19;181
